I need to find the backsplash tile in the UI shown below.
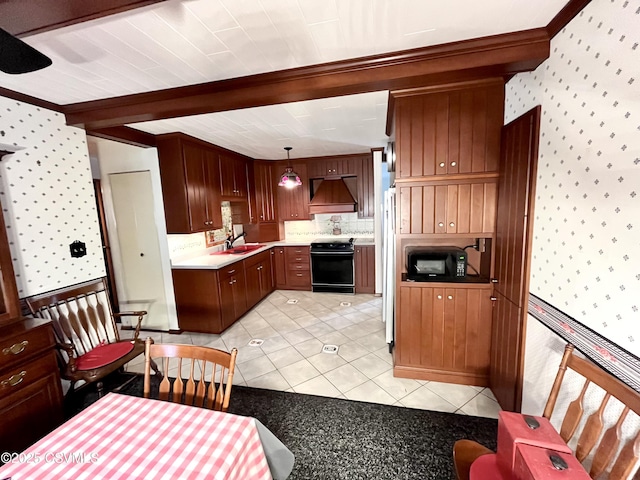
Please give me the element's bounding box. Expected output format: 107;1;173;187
284;213;374;240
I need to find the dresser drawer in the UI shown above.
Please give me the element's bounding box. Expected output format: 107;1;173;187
0;349;59;399
0;323;55;371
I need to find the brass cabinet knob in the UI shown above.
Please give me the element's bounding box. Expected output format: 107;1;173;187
447;295;453;300
439;162;445;168
437;295;442;300
449;222;455;227
438;222;444;227
451;162;457;167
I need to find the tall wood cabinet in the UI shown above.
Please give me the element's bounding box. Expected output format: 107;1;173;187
276;161;310;221
391;78;504;386
0;204;63;452
157;133;223;234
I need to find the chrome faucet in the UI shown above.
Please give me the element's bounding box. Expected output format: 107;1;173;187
225;232;247;250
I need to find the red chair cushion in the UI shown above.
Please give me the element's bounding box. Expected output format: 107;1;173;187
76;341;135;371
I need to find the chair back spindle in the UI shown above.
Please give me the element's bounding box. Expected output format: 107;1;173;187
144;339;238;412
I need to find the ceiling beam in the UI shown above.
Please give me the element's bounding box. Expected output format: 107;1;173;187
547;0;593;39
0;0;167;37
85;126;156;148
64;28;550;130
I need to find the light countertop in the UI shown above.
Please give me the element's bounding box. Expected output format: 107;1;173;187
171;237;375;270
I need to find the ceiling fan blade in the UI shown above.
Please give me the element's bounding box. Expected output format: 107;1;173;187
0;27;52;74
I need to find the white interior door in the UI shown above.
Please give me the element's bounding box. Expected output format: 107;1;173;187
109;171;168;330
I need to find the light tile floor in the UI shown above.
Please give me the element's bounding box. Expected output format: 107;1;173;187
125;290;501;419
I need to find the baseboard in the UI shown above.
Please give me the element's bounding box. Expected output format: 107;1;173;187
393;365;489;387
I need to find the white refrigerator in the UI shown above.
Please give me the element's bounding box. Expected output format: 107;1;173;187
382;187;396;350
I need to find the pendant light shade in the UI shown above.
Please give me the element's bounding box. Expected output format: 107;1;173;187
278;147;302;188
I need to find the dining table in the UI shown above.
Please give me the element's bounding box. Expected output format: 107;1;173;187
0;392;294;480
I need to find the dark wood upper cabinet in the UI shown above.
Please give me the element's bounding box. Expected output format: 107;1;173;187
275;161;310;221
156;133;223;234
393;79;503;179
0;201;20;327
219;152;248;199
252;161;278;223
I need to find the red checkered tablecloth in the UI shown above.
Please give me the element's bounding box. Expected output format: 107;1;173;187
0;393;272;480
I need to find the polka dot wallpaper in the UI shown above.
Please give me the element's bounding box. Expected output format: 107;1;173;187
506;0;640;357
0;97;105;297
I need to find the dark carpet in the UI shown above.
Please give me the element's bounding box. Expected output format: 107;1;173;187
70;373;498;480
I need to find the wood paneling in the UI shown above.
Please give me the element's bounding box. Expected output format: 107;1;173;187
1;0;167;37
394;79;504;178
355;245;375;294
489;106;540;412
547;0;593;39
398;179;497;235
395;284;493;385
64;30;548;129
252;161;278;223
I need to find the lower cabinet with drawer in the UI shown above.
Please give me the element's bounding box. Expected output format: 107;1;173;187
0;318;63;454
274;246;311;290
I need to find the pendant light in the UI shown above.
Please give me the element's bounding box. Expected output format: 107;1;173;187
278;147;302;188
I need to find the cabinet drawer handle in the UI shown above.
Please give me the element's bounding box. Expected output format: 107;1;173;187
296;273;303;277
447;295;453;300
227;269;235;274
295;257;302;261
490;296;497;301
3;340;28;356
438;222;444;227
1;371;26;388
491;278;498;283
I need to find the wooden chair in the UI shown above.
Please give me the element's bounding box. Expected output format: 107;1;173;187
25;278;150;395
143;338;238;412
453;343;640;480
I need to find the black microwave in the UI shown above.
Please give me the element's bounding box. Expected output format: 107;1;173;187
406;247;467;281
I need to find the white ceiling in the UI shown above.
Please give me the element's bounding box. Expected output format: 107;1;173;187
0;0;568;159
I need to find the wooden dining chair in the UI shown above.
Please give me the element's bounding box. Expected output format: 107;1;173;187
453;343;640;480
25;278;154;395
143;338;238;412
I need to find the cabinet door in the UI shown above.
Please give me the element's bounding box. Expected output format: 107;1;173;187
274;248;287;288
244;262;262;310
356;154;374;218
277;162;309;220
398;181;496;235
0;204;20;326
203;149;223;230
355;245;375;293
394;80;503;178
172;269;222;333
218;152;236;197
231;268;248;320
254;162;277;223
396;285;492;384
183;143;209;232
233;157;248;198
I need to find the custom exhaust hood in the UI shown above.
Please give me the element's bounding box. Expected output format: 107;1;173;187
308;178;357;214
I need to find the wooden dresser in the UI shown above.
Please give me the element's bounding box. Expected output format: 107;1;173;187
0;200;63;454
0;318;63;453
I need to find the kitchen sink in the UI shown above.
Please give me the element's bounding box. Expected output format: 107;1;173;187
210;244;266;255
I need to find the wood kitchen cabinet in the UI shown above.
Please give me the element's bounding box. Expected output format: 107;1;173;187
273;246;310;290
394;284;493;385
244;250;274;310
276;161;310;221
354;153;375;218
0;202;20;326
218;264;248;330
355;245;375;294
397;179;497;235
393;79;503;179
307;154;357;178
157;133;223;234
0;318;64;453
244;161;280;242
219;152;248;199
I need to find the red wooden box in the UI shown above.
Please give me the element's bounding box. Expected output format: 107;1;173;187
497;411;571;471
513;444;590;479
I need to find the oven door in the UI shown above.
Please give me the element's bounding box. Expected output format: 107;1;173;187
310;252;354;287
